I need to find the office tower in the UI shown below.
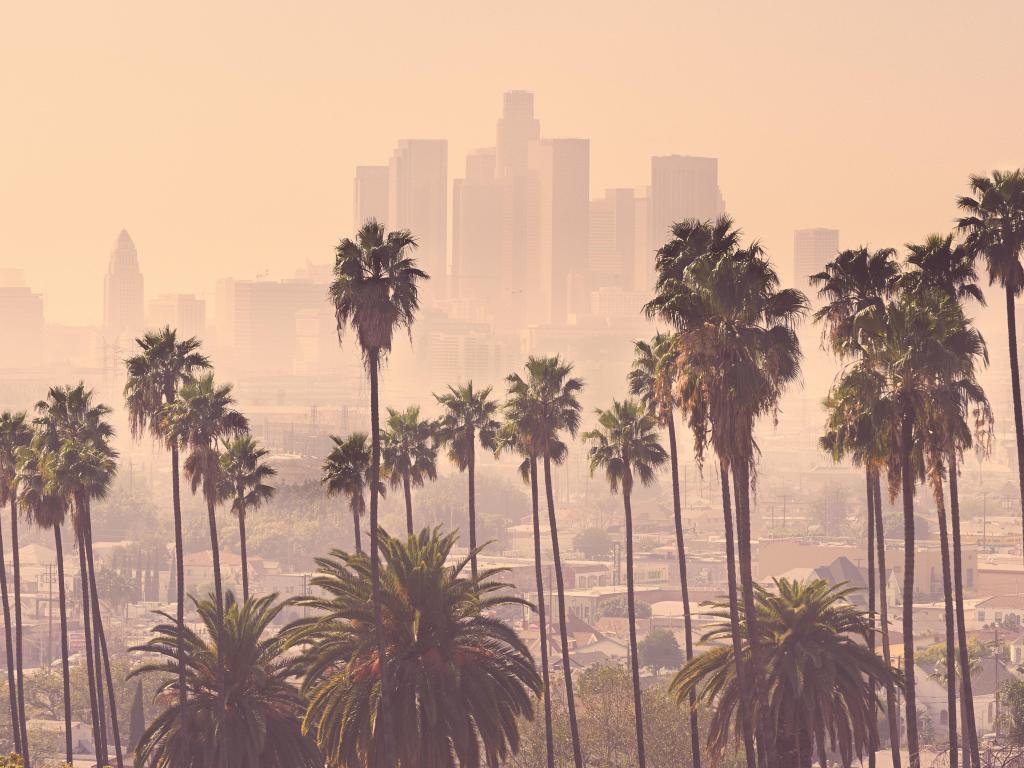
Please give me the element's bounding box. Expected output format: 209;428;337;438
793;228;840;295
146;293;207;339
633;194;653;293
0;271;44;369
452;149;502;309
103;229;144;340
496;90;540;178
527;138;590;325
353;165;389;229
589;188;637;291
388;139;448;293
648;155;725;248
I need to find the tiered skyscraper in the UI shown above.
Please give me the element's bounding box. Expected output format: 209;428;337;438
103;229;144;340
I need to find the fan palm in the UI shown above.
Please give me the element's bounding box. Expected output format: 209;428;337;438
130;591;321;768
584;399;668;768
161;372;248;613
0;412;31;760
629;332;702;768
285;527;540;768
218;436;276;601
671;578;899;768
124;326;211;711
322;433;384;554
435;382;500;581
505;355;585;768
328;219;428;750
381;405;438;536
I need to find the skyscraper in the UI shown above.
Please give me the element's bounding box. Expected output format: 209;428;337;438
589;188;637;291
452;149;502;310
388;139;448;293
648;155;725;248
146;293;206;339
103;229;144;340
0;271;43;370
793;228;840;296
496;90;540;178
353;165;389;229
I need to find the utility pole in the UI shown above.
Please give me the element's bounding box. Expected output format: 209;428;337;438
47;563;53;664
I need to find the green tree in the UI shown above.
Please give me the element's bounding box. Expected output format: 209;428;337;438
286;528;540;768
327;219;428;748
124;327;211;713
322;433;382;554
218;435;276;601
672;578;897;768
131;591;320;768
638;629;684;676
435;382;500;582
381;405;438;537
573;527;613;560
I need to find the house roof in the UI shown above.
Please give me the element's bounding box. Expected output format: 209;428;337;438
971;656;1017;697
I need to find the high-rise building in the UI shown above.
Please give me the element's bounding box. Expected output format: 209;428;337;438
103;229;144;340
589;188;637;291
452;149;502;310
648;155;725;249
0;271;43;370
527;138;590;325
353;165;389;229
388;139;448;293
496;91;540;178
146;293;207;339
793;228;840;295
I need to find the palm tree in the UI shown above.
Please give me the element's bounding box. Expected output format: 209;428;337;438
435;382;500;581
0;412;31;761
124;327;211;711
584;399;668;768
285;527;541;768
957;170;1024;561
161;372;248;613
218;436;276;601
671;578;899;768
629;333;701;768
14;441;73;764
322;433;383;554
505;355;585;768
130;591;321;768
381;406;438;536
327;219;428;750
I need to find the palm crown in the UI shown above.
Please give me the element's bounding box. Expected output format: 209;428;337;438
584;399;668;494
504;356;584;457
435;383;500;468
627;333;678;422
321;433;383;519
0;412;33;508
219;436;276;517
901;233;985;306
381;405;438;489
957;169;1024;294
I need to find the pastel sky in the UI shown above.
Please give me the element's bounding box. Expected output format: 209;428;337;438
2;1;1021;324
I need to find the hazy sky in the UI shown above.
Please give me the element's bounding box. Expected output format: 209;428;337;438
2;1;1021;325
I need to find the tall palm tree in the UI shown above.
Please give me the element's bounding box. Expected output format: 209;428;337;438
161;373;248;614
435;382;500;581
286;527;541;768
130;591;321;768
124;327;211;712
628;333;701;768
14;441;73;764
219;435;276;601
0;412;31;761
584;399;668;768
505;355;585;768
381;406;438;536
328;219;428;752
671;578;899;768
957;170;1024;560
322;433;383;554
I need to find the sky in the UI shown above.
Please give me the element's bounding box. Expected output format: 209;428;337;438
1;1;1022;325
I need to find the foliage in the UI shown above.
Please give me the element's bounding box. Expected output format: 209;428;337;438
638;629;684;675
599;598;651;620
573;528;613;560
999;678;1024;745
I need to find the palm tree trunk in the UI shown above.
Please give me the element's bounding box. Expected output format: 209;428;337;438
206;496;223;614
949;452;980;768
86;519;123;768
352;503;363;554
873;471;901;768
367;349;392;766
170;442;188;712
10;499;28;766
0;500;21;757
83;517;108;766
468;425;478;583
932;475;958;767
1004;285;1024;570
542;449;583;768
667;414;700;768
900;413;921;768
53;527;73;765
622;477;647;768
529;458;555;768
867;467;878;768
720;464;756;768
78;533;103;768
238;511;249;601
403;473;414;538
